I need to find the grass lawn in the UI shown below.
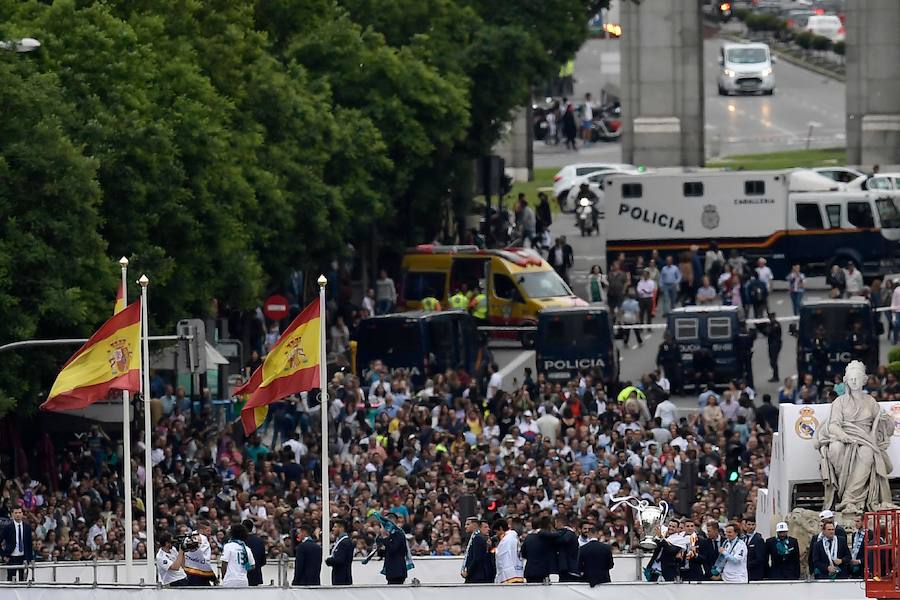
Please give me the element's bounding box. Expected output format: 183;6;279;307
707;147;846;170
473;166;560;212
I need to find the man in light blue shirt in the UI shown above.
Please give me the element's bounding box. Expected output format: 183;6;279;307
659;255;682;315
574;441;599;473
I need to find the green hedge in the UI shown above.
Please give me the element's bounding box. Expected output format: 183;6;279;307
889;362;900;377
889;347;900;364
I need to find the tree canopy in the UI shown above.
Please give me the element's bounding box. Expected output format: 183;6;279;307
0;0;594;414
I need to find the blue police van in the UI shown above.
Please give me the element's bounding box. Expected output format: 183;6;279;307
353;311;479;385
666;305;748;387
536;306;619;385
793;299;881;382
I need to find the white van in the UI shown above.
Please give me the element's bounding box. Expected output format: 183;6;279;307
806;14;844;42
717;42;775;96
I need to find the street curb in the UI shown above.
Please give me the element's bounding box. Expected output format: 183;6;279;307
718;32;846;83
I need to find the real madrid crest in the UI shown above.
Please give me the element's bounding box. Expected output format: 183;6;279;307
701;204;720;230
890;404;900;436
795;406;819;440
107;338;132;376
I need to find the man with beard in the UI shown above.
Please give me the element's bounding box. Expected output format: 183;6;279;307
765;521;800;580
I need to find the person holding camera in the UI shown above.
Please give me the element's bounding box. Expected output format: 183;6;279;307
156;532;188;587
183;523;217;586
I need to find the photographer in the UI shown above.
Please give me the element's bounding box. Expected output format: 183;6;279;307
183;522;217;586
155;532;188;587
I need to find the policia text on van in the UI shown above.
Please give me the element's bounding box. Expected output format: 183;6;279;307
603;169;900;279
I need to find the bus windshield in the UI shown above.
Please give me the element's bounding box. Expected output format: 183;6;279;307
517;271;572;298
539;313;611;350
801;306;871;345
876;197;900;228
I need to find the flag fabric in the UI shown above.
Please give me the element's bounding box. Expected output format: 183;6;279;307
41;301;142;412
114;281;126;315
239;298;321;435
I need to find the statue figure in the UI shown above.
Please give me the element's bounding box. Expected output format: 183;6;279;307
815;360;894;514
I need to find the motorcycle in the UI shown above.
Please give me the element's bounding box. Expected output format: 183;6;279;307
577;197;595;237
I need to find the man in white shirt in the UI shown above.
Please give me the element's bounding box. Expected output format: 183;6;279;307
487;363;503;399
519;411;540;438
283;432;308;465
87;517;108;551
653;397;678;428
717;522;748;582
844;261;864;296
156;532;188;587
240;495;268;523
755;258;774;292
636;269;657;329
183;524;217;586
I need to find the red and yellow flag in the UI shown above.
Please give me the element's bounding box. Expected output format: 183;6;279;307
41;301;142;412
238;298;321;435
114;281;126;315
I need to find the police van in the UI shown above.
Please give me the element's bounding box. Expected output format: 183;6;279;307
603;169;900;278
352;311;479;385
536;306;619;385
792;299;881;382
667;305;748;387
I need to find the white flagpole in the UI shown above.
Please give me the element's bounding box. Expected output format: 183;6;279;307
138;274;155;585
119;257;134;575
318;275;330;586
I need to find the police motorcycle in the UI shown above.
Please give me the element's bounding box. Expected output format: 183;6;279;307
575;184;600;236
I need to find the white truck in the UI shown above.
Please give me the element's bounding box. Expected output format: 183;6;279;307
602;169;900;278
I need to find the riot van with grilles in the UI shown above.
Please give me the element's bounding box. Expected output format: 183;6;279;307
536;306;619;385
603;169;900;279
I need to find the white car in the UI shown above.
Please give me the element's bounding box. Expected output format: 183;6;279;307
805;14;844;42
717;42;775;96
552;162;635;207
812;166;866;184
846;173;900;192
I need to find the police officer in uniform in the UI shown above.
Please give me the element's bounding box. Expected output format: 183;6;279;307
421;288;442;312
811;324;829;388
469;285;488;325
848;320;871;363
449;287;469;312
766;312;782;383
656;332;683;395
736;324;755;388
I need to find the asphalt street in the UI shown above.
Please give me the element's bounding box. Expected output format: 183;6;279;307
534;34;846;166
494;208;893;414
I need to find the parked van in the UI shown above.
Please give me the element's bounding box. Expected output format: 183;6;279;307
400;245;586;345
717;42;775;96
353;311;479;386
536;306;619;385
666;306;748;387
805;14;844;42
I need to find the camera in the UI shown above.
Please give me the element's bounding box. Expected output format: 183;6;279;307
176;531;201;552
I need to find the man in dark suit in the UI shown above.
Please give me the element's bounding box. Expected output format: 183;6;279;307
325;519;353;585
522;516;560;583
2;507;33;582
811;522;851;579
657;520;684;582
242;519;267;586
578;523;613;587
742;515;767;581
554;514;580;582
765;521;801;580
808;510;847;574
698;520;723;580
461;517;493;583
292;523;322;586
377;513;408;585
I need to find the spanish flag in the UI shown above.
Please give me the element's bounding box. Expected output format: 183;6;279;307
114;281;126;315
41;301;142;412
238;298;321;435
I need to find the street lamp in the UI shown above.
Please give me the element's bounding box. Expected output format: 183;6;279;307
0;37;41;53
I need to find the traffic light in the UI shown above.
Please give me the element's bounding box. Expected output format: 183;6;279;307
177;319;207;373
725;442;742;482
718;2;732;22
499;174;513;198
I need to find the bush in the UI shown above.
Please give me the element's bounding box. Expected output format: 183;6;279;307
734;8;750;21
889;361;900;377
888;347;900;364
834;40;846;56
811;34;833;52
795;31;814;50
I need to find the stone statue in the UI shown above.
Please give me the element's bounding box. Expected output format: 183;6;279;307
815;360;895;514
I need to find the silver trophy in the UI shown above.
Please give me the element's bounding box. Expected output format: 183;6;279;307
610;496;670;550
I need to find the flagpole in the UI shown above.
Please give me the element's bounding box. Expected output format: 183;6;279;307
318;275;330;586
138;274;155;585
119;257;134;575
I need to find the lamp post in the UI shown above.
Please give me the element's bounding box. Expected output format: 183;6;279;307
0;38;41;53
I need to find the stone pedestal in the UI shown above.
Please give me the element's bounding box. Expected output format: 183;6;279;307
846;0;900;166
620;0;704;166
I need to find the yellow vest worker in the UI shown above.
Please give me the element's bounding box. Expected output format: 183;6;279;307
470;293;488;320
449;292;468;310
421;296;442;312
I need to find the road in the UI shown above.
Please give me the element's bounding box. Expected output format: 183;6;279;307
494;207;893;414
534;34;846;166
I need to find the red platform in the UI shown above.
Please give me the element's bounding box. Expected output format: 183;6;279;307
866;509;900;598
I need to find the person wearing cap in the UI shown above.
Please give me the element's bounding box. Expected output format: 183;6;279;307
808;510;847;574
811;521;851;579
740;515;766;581
461;517;493;583
243;519;267;586
765;522;800;580
292;522;322;586
325;519;353;585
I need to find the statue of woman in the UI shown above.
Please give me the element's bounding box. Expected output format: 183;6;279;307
815;360;894;514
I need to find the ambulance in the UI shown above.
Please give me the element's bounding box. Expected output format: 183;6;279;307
400;245;587;346
603;169;900;278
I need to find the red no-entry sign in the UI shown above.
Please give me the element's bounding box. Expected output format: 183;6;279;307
263;294;290;320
